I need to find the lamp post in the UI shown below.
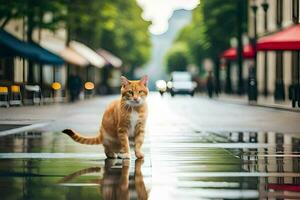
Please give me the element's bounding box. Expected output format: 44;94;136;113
237;0;244;95
292;0;300;107
248;0;258;101
275;0;285;100
262;0;269;97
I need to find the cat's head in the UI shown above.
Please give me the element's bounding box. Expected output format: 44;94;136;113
120;75;149;106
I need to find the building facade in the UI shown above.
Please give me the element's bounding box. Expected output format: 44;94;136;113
248;0;300;100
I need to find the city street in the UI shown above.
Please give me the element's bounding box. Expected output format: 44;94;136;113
0;93;300;199
2;0;300;199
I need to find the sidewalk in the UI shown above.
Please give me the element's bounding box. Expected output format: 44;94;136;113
215;94;300;112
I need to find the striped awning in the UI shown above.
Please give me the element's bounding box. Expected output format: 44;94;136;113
40;38;89;67
97;49;122;68
70;41;105;68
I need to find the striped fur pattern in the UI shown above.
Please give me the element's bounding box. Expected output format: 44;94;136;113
62;75;149;159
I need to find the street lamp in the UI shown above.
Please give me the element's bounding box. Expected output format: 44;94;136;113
261;0;269;97
248;0;258;102
236;0;244;95
275;0;285;101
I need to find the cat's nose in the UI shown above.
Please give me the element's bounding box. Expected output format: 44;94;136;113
133;97;140;102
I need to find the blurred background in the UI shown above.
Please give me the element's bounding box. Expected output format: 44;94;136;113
1;1;300;199
0;0;299;109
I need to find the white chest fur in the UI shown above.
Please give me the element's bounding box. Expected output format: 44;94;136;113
129;110;139;137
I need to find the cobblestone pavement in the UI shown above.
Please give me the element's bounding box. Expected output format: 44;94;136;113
0;93;300;199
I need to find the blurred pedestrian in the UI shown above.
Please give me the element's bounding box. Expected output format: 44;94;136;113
67;71;83;102
206;71;214;98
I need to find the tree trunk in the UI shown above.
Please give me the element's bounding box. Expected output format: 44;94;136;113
27;1;34;84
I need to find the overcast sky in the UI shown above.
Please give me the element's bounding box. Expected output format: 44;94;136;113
137;0;200;35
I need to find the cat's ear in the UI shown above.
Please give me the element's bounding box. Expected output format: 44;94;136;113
140;75;148;86
120;76;130;86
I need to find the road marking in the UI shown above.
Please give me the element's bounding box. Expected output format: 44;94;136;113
151;143;270;148
0;153;106;159
174;172;300;177
0;122;49;137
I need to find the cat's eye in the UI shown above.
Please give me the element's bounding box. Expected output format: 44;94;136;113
128;90;134;95
139;91;143;94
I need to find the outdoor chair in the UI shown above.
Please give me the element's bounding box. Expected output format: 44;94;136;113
0;86;9;107
24;85;42;105
9;85;22;106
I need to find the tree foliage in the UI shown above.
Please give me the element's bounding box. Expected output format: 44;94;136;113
167;0;247;72
61;0;151;68
0;0;66;36
0;0;151;68
175;5;209;67
165;42;190;73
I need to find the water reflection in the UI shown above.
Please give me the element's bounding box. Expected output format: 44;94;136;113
227;131;300;199
1;130;300;199
59;159;149;200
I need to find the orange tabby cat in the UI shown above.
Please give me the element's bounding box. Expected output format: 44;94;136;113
62;75;148;159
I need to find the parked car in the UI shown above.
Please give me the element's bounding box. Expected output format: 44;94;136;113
168;71;197;97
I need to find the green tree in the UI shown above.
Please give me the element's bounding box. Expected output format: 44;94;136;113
1;0;67;83
165;42;190;73
0;0;66;41
171;0;247;70
0;0;24;28
175;5;209;68
67;0;151;72
1;0;151;77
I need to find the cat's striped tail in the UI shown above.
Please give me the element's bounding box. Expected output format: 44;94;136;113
62;129;102;145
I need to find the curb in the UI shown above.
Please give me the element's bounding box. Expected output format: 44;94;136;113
212;97;300;113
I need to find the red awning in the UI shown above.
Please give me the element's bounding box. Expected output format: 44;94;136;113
221;44;255;60
257;24;300;51
268;184;300;192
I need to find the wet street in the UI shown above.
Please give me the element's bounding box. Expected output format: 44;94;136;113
1;93;300;199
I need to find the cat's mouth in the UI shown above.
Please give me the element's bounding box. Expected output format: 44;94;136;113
127;99;144;106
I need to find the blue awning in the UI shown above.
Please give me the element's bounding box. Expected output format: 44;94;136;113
0;29;64;65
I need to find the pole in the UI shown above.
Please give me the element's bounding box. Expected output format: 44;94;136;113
292;0;300;107
262;0;269;97
274;0;284;100
27;0;34;84
248;2;258;101
225;61;232;94
39;65;43;92
237;0;244;95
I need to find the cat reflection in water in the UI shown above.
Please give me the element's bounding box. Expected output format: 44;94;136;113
59;159;149;200
62;75;149;159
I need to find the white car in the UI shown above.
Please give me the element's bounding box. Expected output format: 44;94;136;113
168;72;197;97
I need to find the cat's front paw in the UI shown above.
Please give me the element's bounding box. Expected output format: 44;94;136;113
105;152;117;159
118;152;131;159
135;151;144;159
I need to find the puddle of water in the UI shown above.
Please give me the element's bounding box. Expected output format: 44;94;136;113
0;131;150;200
0;131;299;199
150;131;300;199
